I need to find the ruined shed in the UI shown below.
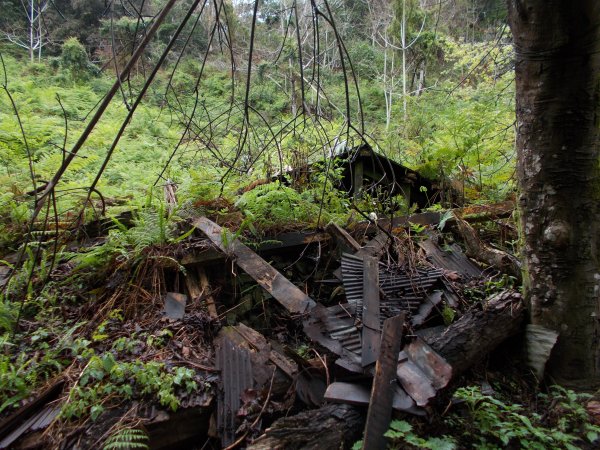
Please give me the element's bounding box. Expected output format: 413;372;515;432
283;144;441;210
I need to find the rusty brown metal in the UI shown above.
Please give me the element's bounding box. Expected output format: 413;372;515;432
363;314;405;450
215;324;298;446
396;338;452;407
342;253;443;321
419;238;482;279
216;334;253;447
303;304;363;371
193;217;316;314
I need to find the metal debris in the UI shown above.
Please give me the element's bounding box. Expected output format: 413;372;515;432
341;253;443;321
164;292;187;320
419;238;482;279
396;338;452;406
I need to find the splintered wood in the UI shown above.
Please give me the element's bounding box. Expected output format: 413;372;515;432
193;216;316;314
363;314;405;450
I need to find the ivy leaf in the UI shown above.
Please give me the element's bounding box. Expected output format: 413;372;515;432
90;404;104;421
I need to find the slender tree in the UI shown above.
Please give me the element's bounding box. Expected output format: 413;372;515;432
507;1;600;388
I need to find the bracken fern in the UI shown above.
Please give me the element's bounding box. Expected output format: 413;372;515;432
103;428;149;450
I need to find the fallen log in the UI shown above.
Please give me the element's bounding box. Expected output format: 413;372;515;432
253;291;525;449
425;290;525;375
247;404;364;450
453;215;521;281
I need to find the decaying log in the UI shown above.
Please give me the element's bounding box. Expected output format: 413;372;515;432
454;216;521;280
426;290;525;375
352;200;515;235
247;404;364;450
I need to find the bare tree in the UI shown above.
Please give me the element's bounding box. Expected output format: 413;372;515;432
3;0;49;61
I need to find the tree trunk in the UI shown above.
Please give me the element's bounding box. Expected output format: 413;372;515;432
247;404;364;450
426;291;525;374
507;1;600;388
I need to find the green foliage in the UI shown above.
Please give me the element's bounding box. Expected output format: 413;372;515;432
0;323;85;414
62;352;199;420
103;428;149;450
236;181;321;227
450;386;600;449
60;38;97;81
352;420;456;450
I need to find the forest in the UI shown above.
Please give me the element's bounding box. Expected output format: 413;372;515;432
0;0;598;449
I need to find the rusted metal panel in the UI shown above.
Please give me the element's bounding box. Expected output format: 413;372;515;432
193;217;316;314
0;379;64;449
396;338;452;407
419;238;482;279
342;253;442;322
361;256;380;367
325;382;372;406
363;314;405;450
216;335;253;447
324;382;416;413
303;304;363;371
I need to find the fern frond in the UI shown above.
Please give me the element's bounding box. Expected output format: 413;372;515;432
103;428;149;450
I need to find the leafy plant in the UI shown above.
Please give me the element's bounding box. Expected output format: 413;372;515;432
450;386;600;449
61;353;200;420
352;420;456;450
103;427;149;450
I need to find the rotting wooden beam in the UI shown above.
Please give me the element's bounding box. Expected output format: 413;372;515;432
363;314;405;450
180;231;330;266
361;256;380;367
198;268;218;319
193;217;316;314
350;200;516;236
326;222;361;254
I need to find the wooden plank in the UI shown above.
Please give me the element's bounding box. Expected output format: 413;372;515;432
326;222;361;253
198;268;218;319
193;217;316;314
180;231;330;265
363;314;405;450
361;256;380;367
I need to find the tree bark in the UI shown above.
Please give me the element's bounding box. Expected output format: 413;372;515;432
507;1;600;388
426;291;525;374
247;404;364;450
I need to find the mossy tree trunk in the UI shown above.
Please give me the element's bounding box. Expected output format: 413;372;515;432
507;1;600;388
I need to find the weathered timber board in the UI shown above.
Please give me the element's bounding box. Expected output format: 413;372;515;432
363;314;405;450
361;256;381;367
193;217;316;314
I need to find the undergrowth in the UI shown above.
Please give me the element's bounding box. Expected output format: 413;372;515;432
353;385;600;450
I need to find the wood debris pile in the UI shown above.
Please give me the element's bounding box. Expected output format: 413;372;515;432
0;202;527;449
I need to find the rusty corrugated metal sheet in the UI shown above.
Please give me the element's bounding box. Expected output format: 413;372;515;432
419;239;482;279
216;335;253;447
341;253;443;320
